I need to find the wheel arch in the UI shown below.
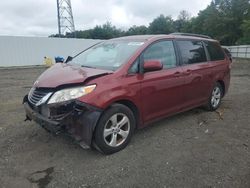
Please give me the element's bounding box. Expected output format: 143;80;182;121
217;80;225;97
101;99;141;129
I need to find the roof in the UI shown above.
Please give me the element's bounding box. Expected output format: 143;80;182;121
111;35;161;41
111;34;217;42
171;32;211;39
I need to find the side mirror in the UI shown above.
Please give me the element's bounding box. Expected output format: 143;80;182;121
65;56;73;63
143;60;163;72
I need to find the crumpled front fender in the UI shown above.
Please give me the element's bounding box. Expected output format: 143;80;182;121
23;95;103;147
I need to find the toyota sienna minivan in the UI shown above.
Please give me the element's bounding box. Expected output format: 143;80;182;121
23;34;231;154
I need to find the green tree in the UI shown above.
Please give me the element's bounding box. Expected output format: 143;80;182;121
191;2;223;39
91;22;123;39
148;15;174;34
174;10;191;32
50;0;250;45
126;25;148;35
238;19;250;44
191;0;250;45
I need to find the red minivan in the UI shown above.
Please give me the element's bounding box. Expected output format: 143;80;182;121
23;34;231;154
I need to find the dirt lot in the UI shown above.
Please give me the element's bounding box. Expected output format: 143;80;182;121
0;62;249;188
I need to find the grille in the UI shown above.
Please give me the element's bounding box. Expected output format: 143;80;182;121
28;88;52;106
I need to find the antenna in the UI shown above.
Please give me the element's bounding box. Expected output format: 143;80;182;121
56;0;76;37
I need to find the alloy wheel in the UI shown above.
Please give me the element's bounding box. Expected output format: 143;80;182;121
211;86;221;108
103;113;130;147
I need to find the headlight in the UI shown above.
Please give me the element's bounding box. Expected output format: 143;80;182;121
48;84;96;104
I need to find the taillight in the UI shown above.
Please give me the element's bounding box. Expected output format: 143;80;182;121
229;61;232;69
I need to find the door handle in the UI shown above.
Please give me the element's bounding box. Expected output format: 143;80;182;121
173;71;182;77
184;69;192;75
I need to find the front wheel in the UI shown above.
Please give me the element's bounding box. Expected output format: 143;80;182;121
93;104;135;154
206;82;223;111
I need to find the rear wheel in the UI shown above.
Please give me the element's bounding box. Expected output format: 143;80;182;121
206;82;223;111
93;104;135;154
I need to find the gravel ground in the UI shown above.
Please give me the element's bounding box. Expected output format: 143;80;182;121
0;62;249;188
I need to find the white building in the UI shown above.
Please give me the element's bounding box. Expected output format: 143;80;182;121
0;36;101;67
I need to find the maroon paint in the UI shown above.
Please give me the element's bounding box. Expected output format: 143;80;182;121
34;35;231;128
34;63;112;88
143;60;163;71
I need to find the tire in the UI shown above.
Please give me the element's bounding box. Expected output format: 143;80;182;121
93;103;135;154
206;82;223;111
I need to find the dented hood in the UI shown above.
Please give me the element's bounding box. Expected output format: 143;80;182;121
34;63;112;88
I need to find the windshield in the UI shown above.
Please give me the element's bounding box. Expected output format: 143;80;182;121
70;40;144;71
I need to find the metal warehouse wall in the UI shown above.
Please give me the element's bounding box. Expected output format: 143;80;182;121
226;45;250;59
0;36;101;67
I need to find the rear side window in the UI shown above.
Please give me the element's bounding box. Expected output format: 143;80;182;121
176;40;207;64
204;41;225;61
143;41;177;69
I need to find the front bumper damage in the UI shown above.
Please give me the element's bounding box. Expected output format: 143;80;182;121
23;95;102;148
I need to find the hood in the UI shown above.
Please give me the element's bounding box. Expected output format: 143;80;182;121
34;63;112;88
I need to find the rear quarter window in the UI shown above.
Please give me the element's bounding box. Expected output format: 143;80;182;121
204;41;225;61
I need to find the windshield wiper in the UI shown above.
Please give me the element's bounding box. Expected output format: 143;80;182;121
81;65;96;69
65;56;73;63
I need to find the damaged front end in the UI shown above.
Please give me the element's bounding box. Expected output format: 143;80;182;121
23;88;102;148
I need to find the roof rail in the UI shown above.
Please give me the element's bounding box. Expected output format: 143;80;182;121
171;32;212;39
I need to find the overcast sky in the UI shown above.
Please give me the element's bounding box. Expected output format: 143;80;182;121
0;0;211;37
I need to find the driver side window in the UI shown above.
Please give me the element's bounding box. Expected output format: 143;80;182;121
143;41;177;69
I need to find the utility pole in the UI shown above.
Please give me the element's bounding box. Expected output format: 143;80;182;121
56;0;76;37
